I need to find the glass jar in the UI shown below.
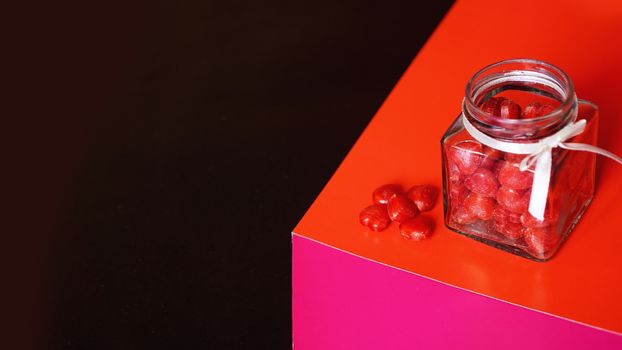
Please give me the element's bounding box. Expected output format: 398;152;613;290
441;59;598;261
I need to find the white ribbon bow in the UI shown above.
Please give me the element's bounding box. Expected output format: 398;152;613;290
461;114;622;220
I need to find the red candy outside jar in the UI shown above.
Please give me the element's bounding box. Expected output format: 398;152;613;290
406;185;438;212
372;184;403;205
399;216;434;241
387;193;419;223
441;59;599;261
359;204;391;232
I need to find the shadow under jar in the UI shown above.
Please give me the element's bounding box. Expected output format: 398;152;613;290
441;59;598;261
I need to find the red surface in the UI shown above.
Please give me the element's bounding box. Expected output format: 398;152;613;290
294;0;622;334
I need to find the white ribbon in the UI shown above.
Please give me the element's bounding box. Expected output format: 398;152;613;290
461;113;622;220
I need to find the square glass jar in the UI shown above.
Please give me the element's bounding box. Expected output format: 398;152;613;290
441;59;598;261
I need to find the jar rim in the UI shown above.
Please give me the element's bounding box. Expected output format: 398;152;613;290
464;58;576;128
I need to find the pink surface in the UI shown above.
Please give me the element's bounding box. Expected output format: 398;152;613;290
292;234;622;349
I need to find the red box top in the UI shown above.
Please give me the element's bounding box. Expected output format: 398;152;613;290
294;0;622;334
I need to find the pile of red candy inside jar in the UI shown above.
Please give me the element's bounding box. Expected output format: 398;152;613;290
445;97;562;259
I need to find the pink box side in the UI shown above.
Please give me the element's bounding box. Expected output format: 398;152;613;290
293;234;622;349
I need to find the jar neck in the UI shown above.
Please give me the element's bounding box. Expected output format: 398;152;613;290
463;59;578;142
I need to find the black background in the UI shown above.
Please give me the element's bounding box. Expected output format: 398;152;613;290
9;1;453;349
